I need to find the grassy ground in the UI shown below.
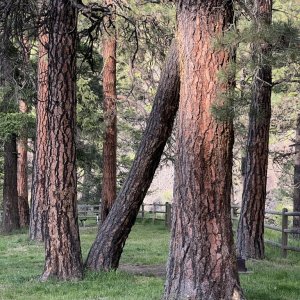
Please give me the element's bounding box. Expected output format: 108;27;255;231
0;219;299;300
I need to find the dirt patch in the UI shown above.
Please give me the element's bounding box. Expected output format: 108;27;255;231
119;264;166;277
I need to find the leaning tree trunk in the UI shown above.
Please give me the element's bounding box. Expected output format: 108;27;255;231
85;42;179;271
101;0;117;223
17;99;29;227
237;0;272;260
29;29;48;241
2;134;20;233
163;2;244;299
293;113;300;236
41;0;83;281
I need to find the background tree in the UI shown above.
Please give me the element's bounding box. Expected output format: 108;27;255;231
29;27;48;241
237;0;273;260
101;0;117;222
2;133;19;233
293;113;300;233
16;35;31;228
17;98;29;228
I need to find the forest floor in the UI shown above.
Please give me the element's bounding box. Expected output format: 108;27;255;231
0;219;300;300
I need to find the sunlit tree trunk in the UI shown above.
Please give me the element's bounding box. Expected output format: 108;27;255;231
237;0;272;260
101;0;117;223
2;134;20;233
41;0;83;281
17;100;29;228
85;42;179;271
163;1;244;299
29;29;48;241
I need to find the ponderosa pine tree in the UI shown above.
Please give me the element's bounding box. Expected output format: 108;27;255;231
2;134;20;233
17;37;30;228
17;99;29;227
85;41;179;271
163;1;244;299
29;28;48;241
293;113;300;234
237;0;272;260
101;0;117;223
41;0;83;280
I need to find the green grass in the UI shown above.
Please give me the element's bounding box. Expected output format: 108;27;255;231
0;221;300;300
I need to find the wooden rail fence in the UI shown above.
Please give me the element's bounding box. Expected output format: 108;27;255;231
0;203;299;257
231;205;300;258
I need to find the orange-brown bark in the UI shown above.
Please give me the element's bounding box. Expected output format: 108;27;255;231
164;2;244;299
101;0;117;223
17;99;29;227
29;29;48;241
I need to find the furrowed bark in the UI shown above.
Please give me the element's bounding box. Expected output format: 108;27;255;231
17;99;29;227
101;0;117;223
237;0;272;260
2;134;20;233
29;29;48;241
163;1;244;299
85;42;179;271
41;0;83;281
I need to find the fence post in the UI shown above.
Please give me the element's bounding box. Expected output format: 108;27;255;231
281;208;288;258
153;203;156;224
165;202;171;230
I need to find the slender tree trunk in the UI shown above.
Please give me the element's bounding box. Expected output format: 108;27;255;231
101;0;117;223
2;134;20;233
85;42;179;271
237;0;272;260
29;30;48;241
17;99;29;227
41;0;83;281
293;113;300;236
163;2;244;299
82;163;92;202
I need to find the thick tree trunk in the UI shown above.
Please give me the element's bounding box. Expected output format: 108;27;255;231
41;0;83;281
2;134;20;233
101;0;117;223
163;2;244;300
237;0;272;260
17;99;29;227
293;113;300;236
29;30;48;241
85;42;179;271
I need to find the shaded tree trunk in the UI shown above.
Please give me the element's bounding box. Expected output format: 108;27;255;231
82;162;93;202
17;99;29;227
163;2;244;299
85;42;179;271
237;0;272;260
101;0;117;223
2;134;20;233
29;30;48;241
293;113;300;235
41;0;83;281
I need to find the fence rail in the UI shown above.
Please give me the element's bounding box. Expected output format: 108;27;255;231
231;206;300;258
1;203;299;257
